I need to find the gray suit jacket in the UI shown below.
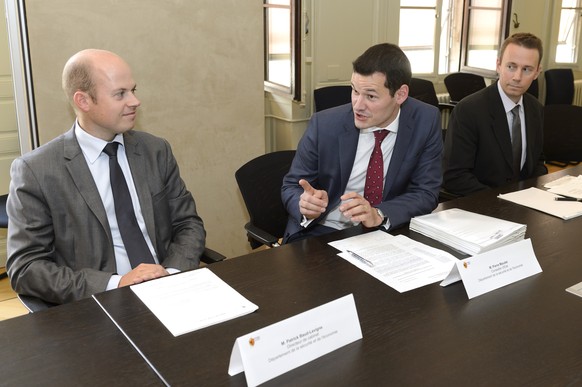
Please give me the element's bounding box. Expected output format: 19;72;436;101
7;127;206;304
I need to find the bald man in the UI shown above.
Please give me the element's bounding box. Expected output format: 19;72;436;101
7;49;206;305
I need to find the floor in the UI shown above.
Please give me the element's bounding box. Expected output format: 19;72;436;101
0;275;28;320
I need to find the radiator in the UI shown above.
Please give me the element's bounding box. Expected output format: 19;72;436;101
437;93;451;129
574;80;582;106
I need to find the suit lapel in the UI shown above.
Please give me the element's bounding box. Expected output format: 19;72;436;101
384;104;412;196
338;110;360;194
124;132;157;248
488;85;514;170
63;128;111;240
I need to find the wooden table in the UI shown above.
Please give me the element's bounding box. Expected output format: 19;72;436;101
5;166;582;386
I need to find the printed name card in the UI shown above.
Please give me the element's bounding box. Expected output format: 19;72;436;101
228;294;362;387
440;239;542;299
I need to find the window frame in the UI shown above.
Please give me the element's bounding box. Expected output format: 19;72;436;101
263;0;302;101
458;0;513;77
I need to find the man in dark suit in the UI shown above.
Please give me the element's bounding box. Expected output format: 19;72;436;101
281;43;442;243
7;49;206;304
443;33;547;197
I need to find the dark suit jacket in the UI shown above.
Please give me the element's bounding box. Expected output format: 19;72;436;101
281;98;442;241
7;128;206;304
443;82;546;196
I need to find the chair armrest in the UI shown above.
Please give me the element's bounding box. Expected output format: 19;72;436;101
201;247;226;264
244;222;280;248
438;102;455;111
17;294;58;313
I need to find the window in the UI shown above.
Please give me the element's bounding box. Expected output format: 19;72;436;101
263;0;301;100
459;0;511;75
399;0;511;77
555;0;582;64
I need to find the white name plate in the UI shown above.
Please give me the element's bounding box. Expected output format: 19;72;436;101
228;294;362;387
440;239;542;299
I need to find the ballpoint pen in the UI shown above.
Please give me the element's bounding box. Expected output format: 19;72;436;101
554;196;582;202
346;250;374;267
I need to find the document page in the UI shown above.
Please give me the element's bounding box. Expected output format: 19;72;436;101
130;268;258;337
329;231;457;292
498;187;582;220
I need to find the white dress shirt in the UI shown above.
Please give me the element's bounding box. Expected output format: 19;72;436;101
75;123;159;289
320;109;400;230
497;82;526;169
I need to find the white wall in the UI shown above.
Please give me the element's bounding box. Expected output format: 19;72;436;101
17;0;265;258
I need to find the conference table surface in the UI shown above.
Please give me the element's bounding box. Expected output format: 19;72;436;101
4;166;582;386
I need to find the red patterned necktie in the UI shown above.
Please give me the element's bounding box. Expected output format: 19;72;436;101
364;130;389;206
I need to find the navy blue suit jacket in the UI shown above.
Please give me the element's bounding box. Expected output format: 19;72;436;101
281;97;443;241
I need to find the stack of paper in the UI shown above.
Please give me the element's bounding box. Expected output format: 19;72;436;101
410;208;526;256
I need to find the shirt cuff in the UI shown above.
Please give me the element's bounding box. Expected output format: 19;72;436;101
300;215;315;228
107;274;122;290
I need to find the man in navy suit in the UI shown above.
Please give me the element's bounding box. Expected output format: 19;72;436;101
443;33;546;196
281;43;442;243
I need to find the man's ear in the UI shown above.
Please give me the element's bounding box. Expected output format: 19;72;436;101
396;84;409;104
73;91;91;112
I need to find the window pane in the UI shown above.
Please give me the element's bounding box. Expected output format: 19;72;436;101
471;0;502;6
266;7;291;87
465;9;500;70
400;8;435;73
265;0;289;5
556;4;579;63
400;0;436;6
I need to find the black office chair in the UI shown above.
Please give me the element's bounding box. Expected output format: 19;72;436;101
313;85;352;112
235;150;296;249
444;72;487;104
0;194;8;280
544;68;574;105
526;78;539;99
543;104;582;167
409;77;455;136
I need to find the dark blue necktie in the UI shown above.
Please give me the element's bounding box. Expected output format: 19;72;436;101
103;142;155;268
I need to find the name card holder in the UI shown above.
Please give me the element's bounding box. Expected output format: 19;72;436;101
440;239;542;299
228;294;362;387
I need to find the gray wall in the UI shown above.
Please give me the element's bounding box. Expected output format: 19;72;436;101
23;0;265;258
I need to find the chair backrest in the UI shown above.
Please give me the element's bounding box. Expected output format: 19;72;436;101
235;150;296;247
444;72;486;103
543;104;582;162
313;85;352;112
526;78;539;99
0;194;8;228
544;68;574;105
409;77;440;107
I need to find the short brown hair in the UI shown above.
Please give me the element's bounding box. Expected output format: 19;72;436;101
499;33;543;65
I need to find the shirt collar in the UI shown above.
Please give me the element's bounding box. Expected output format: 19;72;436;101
497;81;523;114
75;121;125;164
359;108;401;134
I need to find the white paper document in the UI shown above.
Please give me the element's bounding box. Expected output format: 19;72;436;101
328;231;457;292
228;294;362;387
544;174;582;199
410;208;526;255
440;239;542;299
130;268;258;336
498;187;582;220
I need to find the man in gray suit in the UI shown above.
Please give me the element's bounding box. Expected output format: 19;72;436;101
6;49;206;305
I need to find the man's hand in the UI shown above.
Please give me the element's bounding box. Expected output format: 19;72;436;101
118;264;169;287
298;179;329;220
339;192;383;228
